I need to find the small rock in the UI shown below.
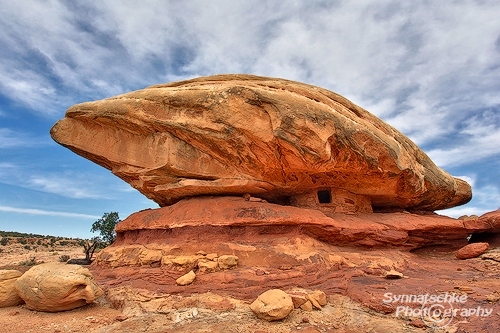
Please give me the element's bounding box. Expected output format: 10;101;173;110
197;260;218;273
217;255;238;269
114;314;128;322
290;294;308;308
456;242;489;259
196;250;207;256
171;256;200;267
410;319;426;328
206;253;218;261
486;292;500;302
307;294;322;310
250;289;294;321
384;270;404;279
308;290;327;307
455;286;473;293
176;270;196;286
300;300;313;312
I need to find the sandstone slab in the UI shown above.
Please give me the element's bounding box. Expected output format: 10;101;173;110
250;289;294;321
15;262;103;312
50;74;471;212
0;270;24;308
112;197;499;250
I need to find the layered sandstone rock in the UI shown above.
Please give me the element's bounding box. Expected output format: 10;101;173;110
50;74;471;212
15;263;103;312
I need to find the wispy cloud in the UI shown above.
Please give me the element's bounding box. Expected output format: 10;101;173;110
27;174;110;199
0;128;48;148
0;165;111;199
0;205;99;219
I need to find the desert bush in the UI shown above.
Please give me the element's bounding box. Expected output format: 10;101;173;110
18;237;27;245
59;240;69;246
59;254;70;262
19;256;37;266
37;239;42;245
24;245;31;250
0;237;8;246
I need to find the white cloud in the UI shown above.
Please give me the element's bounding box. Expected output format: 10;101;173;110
0;205;99;219
439;183;500;218
427;111;500;167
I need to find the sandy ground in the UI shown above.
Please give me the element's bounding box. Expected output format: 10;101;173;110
1;237;498;333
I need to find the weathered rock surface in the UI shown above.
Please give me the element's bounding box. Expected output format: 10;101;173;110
50;74;470;211
15;262;103;312
111;197;499;250
456;242;489;259
250;289;294;321
0;270;24;307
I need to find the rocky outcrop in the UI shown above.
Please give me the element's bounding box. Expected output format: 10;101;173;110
15;263;103;312
250;289;294;321
111;197;499;250
50;74;470;212
0;270;24;307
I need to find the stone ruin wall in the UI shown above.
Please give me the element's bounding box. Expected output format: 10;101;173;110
290;187;373;216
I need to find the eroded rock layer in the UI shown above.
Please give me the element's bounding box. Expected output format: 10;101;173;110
50;74;471;211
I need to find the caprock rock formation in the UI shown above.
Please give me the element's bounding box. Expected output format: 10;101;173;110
51;74;470;212
49;75;500;332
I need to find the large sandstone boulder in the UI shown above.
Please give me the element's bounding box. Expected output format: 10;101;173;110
15;262;103;312
0;270;24;307
50;74;470;212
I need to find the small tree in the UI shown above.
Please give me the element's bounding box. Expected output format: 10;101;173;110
79;237;101;263
91;212;120;245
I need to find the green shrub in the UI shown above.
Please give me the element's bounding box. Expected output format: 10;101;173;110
0;237;8;246
18;238;27;245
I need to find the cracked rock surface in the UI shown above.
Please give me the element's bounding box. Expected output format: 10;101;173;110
50;74;470;211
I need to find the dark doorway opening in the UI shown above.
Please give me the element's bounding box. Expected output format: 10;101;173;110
317;190;331;204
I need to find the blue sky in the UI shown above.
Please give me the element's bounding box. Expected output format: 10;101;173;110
0;1;499;238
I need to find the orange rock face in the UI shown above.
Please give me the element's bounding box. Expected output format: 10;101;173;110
50;74;470;211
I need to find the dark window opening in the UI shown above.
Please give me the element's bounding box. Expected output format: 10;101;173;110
317;190;331;204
